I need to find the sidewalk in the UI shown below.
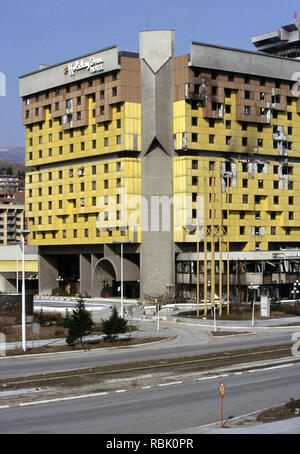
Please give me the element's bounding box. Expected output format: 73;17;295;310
178;417;300;434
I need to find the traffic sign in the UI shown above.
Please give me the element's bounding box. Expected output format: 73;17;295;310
219;382;225;428
219;382;225;398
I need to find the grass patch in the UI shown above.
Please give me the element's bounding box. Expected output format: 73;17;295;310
209;331;253;337
178;309;295;321
1;321;137;343
257;398;300;423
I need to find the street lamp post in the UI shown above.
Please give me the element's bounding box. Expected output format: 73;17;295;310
113;240;131;318
21;230;30;352
249;284;259;328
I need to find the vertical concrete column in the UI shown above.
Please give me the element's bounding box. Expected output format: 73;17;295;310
38;254;59;296
79;254;92;297
140;30;175;300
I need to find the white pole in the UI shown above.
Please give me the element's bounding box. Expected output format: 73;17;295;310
157;305;160;331
22;235;26;352
252;288;256;327
121;243;123;318
214;304;217;332
16;258;19;294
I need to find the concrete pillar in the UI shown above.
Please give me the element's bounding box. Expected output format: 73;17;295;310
38;254;59;296
79;254;92;297
140;30;175;300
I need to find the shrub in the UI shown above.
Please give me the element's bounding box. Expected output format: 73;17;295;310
63;297;93;346
101;306;127;341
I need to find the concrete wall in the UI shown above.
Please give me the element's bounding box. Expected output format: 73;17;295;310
190;42;300;81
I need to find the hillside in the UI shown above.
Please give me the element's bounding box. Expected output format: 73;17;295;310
0;147;25;164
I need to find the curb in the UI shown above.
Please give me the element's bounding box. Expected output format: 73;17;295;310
208;331;256;338
168;318;300;330
0;335;177;361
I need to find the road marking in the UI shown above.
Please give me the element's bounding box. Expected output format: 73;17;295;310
260;364;294;371
158;381;183;387
248;363;295;373
141;386;151;389
116;390;126;393
0;405;10;409
18;391;109;407
198;375;223;381
234;372;243;375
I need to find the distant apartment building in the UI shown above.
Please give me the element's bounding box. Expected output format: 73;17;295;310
0;175;20;192
252;16;300;59
19;25;300;302
0;191;25;245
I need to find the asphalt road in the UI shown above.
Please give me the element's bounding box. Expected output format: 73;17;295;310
0;321;298;379
0;364;299;434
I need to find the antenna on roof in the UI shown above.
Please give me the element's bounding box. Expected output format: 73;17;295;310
294;11;298;24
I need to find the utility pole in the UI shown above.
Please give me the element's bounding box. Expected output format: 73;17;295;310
197;240;199;318
211;177;215;312
219;177;223;317
204;177;208;317
226;175;230;315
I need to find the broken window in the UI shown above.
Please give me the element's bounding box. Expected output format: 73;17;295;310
257;164;264;173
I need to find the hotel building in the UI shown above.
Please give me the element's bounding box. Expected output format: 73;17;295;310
20;28;300;302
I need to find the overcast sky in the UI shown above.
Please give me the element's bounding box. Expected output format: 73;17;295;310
0;0;299;147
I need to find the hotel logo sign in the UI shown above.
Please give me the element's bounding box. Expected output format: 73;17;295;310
64;56;104;76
